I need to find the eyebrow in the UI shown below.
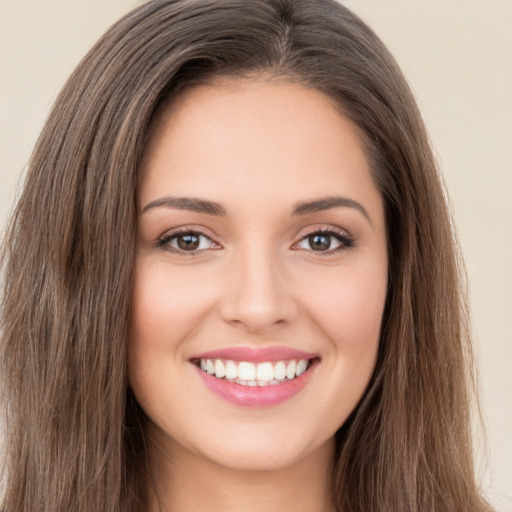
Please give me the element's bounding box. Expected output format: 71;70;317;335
142;194;371;223
142;196;226;216
292;196;372;224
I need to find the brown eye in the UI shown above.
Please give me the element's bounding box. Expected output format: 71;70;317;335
177;233;201;251
295;229;352;253
159;230;218;252
307;234;331;251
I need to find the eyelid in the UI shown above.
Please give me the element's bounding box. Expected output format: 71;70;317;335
157;226;222;253
291;224;355;253
155;224;355;255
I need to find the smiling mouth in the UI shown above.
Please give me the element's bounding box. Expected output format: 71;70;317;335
191;358;317;387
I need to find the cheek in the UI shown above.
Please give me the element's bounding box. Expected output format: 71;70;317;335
266;259;386;436
299;261;387;355
129;260;216;351
127;261;205;399
301;262;386;422
127;260;214;422
332;275;385;345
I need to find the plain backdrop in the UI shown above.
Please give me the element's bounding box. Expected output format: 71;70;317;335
1;1;511;510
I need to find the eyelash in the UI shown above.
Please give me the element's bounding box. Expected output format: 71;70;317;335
156;226;355;255
157;227;218;254
294;227;355;254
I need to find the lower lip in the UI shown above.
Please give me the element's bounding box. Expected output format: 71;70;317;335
194;359;318;407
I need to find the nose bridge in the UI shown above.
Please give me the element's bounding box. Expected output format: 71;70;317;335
220;239;296;332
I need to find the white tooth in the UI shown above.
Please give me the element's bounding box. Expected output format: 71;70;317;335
200;359;207;371
214;359;226;378
238;362;256;381
206;359;215;374
258;380;269;386
235;378;247;386
256;362;274;381
247;380;258;387
225;360;237;380
296;359;308;376
274;361;286;380
270;379;279;385
286;360;296;380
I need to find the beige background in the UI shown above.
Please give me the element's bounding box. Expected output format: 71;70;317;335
1;1;511;509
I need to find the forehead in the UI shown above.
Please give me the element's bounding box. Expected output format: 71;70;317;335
140;79;382;222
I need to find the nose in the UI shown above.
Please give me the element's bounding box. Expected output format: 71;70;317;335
219;244;298;334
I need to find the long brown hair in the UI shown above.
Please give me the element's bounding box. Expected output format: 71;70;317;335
1;0;491;510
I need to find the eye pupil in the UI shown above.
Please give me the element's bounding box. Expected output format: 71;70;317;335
177;233;200;250
309;234;330;251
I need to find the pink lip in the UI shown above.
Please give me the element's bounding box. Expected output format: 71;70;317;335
190;346;317;363
192;351;319;407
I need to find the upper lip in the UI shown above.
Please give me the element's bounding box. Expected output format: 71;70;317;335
190;346;318;363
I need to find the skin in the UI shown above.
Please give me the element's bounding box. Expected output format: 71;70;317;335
128;78;388;512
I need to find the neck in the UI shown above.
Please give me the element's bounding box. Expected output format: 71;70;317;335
145;430;335;512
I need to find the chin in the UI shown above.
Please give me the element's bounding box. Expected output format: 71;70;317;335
176;421;336;473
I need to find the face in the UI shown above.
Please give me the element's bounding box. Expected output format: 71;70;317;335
129;79;388;473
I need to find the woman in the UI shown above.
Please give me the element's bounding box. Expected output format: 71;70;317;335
0;0;492;511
